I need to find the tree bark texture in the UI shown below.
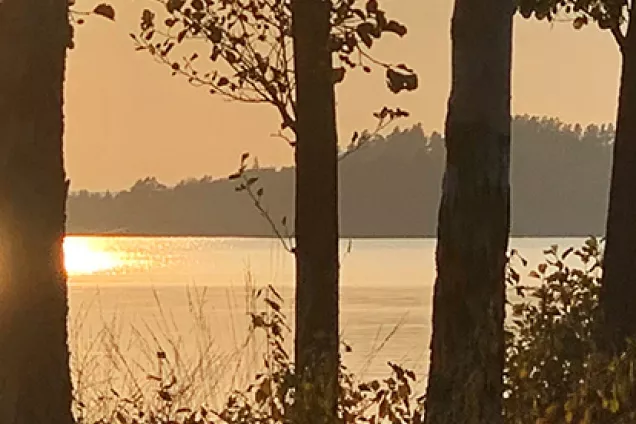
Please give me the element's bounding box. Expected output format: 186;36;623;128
424;0;512;423
291;0;340;422
0;0;74;423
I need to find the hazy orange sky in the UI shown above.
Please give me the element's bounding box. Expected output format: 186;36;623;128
65;0;621;191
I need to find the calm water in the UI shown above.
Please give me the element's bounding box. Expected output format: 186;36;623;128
64;236;584;401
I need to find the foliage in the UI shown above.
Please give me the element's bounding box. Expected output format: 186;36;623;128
130;0;417;143
504;237;636;423
514;0;629;47
74;285;424;424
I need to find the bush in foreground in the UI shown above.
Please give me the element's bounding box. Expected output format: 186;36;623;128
504;237;636;424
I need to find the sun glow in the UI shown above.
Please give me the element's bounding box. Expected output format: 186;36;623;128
63;237;122;276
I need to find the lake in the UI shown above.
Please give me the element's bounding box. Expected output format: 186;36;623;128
64;236;585;405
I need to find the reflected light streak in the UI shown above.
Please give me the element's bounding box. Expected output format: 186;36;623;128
63;237;122;276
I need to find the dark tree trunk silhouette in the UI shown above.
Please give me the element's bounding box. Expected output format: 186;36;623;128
0;0;73;423
291;0;340;421
600;8;636;352
424;0;512;423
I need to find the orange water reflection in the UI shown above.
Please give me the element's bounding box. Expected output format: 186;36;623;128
63;237;123;276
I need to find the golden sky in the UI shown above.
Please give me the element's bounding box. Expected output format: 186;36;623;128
65;0;622;191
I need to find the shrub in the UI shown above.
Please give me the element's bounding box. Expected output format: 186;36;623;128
504;237;636;424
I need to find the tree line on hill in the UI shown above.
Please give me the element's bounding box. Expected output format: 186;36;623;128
67;115;614;238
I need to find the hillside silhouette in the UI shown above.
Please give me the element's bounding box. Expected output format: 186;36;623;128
67;115;613;237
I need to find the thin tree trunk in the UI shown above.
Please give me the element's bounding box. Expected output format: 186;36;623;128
600;8;636;352
424;0;512;423
291;0;340;421
0;0;73;423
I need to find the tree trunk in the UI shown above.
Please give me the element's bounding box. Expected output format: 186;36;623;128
0;0;74;423
291;0;340;421
600;9;636;352
424;0;512;423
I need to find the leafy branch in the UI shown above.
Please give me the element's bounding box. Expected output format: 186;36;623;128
517;0;629;51
130;0;418;141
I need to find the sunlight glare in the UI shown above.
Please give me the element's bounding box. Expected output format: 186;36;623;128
63;237;122;276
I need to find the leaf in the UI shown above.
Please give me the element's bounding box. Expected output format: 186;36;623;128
356;22;374;48
166;0;186;13
158;389;172;402
529;270;541;279
141;9;155;29
93;3;115;21
177;28;188;43
561;246;574;260
209;27;222;43
573;15;587;30
386;68;418;93
265;298;281;312
366;0;378;14
268;284;283;301
333;67;346;84
384;20;407;36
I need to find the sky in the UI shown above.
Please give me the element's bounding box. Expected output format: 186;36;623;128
65;0;622;191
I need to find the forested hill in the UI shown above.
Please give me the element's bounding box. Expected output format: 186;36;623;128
67;115;614;237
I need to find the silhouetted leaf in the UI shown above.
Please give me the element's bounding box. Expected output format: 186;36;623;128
333;67;346;84
166;0;186;13
356;22;374;48
93;3;115;21
384;20;407;36
573;15;587;29
141;9;155;30
386;68;418;93
177;28;188;43
366;0;378;14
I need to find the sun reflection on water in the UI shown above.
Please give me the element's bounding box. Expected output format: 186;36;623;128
63;237;124;276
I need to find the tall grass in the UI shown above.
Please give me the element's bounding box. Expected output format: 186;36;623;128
69;273;422;423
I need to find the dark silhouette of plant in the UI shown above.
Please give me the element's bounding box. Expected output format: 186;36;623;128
515;0;636;353
129;0;416;131
503;238;636;423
